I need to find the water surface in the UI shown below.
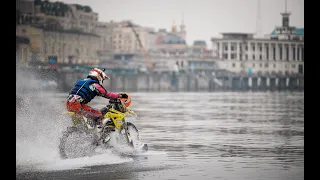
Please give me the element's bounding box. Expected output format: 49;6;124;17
16;92;304;180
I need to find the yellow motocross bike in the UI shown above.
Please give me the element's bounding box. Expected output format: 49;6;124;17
59;98;148;159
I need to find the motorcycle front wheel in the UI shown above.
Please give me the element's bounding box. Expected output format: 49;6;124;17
126;122;140;141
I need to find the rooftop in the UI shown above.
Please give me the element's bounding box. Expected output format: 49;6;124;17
271;28;304;35
219;32;255;40
31;25;100;37
193;40;207;46
220;32;254;35
161;34;186;44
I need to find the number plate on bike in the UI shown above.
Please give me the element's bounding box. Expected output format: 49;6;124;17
115;120;123;129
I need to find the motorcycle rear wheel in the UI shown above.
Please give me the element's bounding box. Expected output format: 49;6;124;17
59;126;96;159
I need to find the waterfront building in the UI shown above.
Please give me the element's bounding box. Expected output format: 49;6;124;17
16;24;101;66
16;36;31;66
187;40;216;73
17;0;98;33
211;8;304;76
95;21;156;57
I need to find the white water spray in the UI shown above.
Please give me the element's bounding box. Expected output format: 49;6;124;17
16;68;132;172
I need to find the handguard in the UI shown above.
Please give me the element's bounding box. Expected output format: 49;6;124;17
126;108;138;118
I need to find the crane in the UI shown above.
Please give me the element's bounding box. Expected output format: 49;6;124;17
127;21;155;72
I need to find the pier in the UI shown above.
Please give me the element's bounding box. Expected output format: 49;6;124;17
17;67;304;92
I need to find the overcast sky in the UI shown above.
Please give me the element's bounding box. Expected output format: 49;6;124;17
55;0;304;46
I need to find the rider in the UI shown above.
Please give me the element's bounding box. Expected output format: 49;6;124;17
66;68;128;127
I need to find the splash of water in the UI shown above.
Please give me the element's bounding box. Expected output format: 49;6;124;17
16;68;132;172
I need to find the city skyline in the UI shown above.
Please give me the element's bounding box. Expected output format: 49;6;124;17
53;0;304;46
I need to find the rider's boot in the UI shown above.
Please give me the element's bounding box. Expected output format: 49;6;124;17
93;117;112;144
89;117;102;146
100;126;111;143
100;107;109;117
93;117;104;134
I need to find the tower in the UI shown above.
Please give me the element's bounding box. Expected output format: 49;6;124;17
171;20;177;33
281;0;291;27
180;12;186;41
255;0;262;37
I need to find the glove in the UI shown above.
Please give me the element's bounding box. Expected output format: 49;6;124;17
119;93;128;98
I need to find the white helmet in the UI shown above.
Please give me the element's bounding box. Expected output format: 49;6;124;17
88;68;110;85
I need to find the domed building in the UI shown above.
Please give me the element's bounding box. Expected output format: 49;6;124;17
157;33;188;58
156;22;188;55
161;34;186;44
152;22;188;72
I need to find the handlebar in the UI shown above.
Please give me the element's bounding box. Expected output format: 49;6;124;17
108;97;121;103
107;98;137;117
107;98;127;113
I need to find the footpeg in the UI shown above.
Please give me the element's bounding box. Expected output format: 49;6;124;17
102;135;111;143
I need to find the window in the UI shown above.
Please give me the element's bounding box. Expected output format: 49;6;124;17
22;48;28;62
223;54;228;59
44;43;47;54
231;45;235;51
259;46;262;52
286;46;289;61
273;46;276;60
253;55;255;60
279;46;282;60
245;45;248;51
293;47;296;60
253;63;255;67
245;54;248;60
274;64;276;68
260;63;262;67
265;63;269;68
266;46;269;60
260;55;262;60
232;63;236;67
224;46;228;51
252;45;255;51
231;54;235;59
297;47;300;60
292;64;296;68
